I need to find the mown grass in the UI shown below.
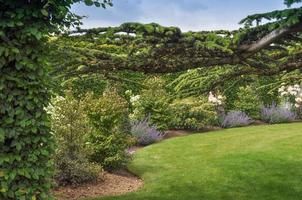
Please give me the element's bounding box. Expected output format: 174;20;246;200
88;123;302;200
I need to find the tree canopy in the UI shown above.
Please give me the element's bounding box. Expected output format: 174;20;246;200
51;1;302;78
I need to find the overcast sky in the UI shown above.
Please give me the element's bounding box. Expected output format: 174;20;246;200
71;0;289;31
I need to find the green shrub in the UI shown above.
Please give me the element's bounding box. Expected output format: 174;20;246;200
233;86;262;119
87;131;133;170
48;92;102;186
84;89;133;170
85;89;130;133
128;77;172;130
54;149;102;186
169;97;217;130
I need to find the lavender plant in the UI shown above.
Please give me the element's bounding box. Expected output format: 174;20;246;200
261;103;296;124
131;117;165;146
220;111;252;128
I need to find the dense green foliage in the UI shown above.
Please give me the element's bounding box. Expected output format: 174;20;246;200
65;75;109;99
233;86;262;119
128;78;172;130
48;0;302;108
169;97;217;130
84;90;133;170
1;2;54;200
94;123;302;200
0;1;111;199
87;129;132;171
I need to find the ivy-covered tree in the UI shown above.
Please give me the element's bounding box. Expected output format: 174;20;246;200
0;1;111;199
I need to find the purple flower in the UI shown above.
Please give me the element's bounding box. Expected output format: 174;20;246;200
261;103;296;124
220;111;252;128
131;116;164;146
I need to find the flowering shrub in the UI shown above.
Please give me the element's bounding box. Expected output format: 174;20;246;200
208;92;224;106
261;104;296;124
130;94;141;104
278;84;302;109
220;111;252;128
208;91;226;118
131;117;164;146
279;84;301;96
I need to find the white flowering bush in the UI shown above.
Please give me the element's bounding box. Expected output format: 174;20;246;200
208;92;224;106
128;94;141;119
278;84;301;96
208;91;225;118
130;94;141;104
278;84;302;110
278;83;302;118
125;91;142;120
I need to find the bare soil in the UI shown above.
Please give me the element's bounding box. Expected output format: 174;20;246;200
164;129;191;139
164;126;222;139
53;170;143;200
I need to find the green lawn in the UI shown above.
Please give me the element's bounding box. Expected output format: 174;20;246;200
89;123;302;200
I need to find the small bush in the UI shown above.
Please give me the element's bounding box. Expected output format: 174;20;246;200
87;130;133;170
84;89;133;170
84;89;130;133
220;111;252;128
54;149;102;186
169;97;218;130
261;104;296;124
128;77;173;130
131;117;164;146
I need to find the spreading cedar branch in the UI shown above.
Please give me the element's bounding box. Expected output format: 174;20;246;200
49;1;302;83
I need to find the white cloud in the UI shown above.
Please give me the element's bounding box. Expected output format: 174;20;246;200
72;0;287;31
